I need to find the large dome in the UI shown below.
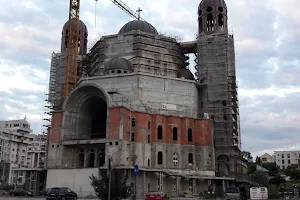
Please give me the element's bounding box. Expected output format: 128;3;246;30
118;20;158;35
104;57;134;73
199;0;227;10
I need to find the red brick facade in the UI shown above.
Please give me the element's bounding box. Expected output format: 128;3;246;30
109;108;214;146
50;111;63;144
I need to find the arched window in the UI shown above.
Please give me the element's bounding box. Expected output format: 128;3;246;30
173;153;179;166
207;13;214;32
78;153;84;168
172;127;178;141
148;121;151;129
188;153;193;164
131;133;135;142
131;118;136;127
157;126;163;139
188;128;193;142
199;17;203;33
88;153;95;167
158;151;163;164
218;14;224;30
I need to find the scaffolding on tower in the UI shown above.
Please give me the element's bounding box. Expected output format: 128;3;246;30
63;0;81;105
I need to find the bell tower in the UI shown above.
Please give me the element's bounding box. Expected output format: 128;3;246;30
198;0;228;35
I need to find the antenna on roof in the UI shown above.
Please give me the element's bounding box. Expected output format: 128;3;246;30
136;7;142;20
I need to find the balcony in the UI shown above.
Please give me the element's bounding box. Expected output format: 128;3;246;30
61;132;107;145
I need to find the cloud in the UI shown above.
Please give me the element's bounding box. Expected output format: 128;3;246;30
0;0;300;158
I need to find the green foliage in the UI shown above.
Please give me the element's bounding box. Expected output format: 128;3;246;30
268;184;279;199
90;170;129;200
247;163;257;174
262;162;278;174
241;151;253;163
290;170;300;180
250;171;269;186
269;176;285;186
214;185;225;197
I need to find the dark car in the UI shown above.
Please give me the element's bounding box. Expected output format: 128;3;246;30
46;187;77;200
9;189;34;196
145;191;169;200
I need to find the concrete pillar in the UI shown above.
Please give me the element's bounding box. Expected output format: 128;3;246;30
176;176;180;196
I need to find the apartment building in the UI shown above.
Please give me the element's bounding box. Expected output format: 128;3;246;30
0;119;47;185
274;151;300;169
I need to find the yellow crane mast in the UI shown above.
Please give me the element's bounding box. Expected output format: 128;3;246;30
63;0;81;104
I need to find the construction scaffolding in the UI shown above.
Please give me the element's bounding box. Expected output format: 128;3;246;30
196;32;243;177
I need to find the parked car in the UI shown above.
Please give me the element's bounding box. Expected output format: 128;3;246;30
9;189;34;196
145;191;169;200
46;187;77;200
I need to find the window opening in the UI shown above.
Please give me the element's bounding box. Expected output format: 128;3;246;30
207;13;214;32
173;153;178;166
188;129;193;142
172;127;178;140
148;135;150;143
131;118;136;127
131;133;135;142
158;151;163;164
188;153;193;164
157;126;163;139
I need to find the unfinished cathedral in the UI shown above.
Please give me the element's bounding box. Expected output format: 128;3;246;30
46;0;247;198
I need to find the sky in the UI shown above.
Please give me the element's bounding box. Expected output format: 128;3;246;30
0;0;299;157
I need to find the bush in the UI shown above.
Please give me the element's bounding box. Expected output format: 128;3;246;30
268;184;279;199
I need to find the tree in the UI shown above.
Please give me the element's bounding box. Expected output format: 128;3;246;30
255;156;262;165
90;169;129;200
268;184;279;199
250;171;269;186
262;162;278;174
241;151;253;163
290;170;300;180
269;176;286;186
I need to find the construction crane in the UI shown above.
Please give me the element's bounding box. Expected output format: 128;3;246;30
63;0;81;104
95;0;144;22
109;0;144;21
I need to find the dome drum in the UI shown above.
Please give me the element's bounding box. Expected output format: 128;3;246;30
104;57;134;75
118;20;158;35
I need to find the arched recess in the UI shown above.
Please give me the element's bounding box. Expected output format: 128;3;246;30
88;153;95;167
62;83;110;140
217;154;230;175
207;13;214;32
78;152;84;168
199;17;203;33
98;148;105;167
218;14;224;30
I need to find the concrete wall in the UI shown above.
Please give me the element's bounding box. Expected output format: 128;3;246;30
79;73;199;118
46;168;99;197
